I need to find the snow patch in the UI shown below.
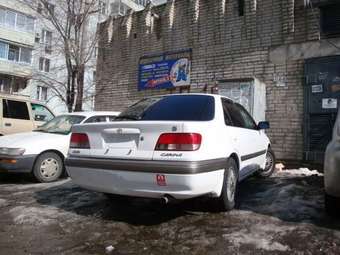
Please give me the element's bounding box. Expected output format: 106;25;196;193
0;198;8;207
9;205;76;226
274;168;322;177
223;223;293;251
1;179;71;192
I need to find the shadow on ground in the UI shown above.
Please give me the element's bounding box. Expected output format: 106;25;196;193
0;173;36;184
29;172;340;230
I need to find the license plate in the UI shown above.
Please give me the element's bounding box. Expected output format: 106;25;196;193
156;174;167;186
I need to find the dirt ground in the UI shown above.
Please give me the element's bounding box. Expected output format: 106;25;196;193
0;169;340;255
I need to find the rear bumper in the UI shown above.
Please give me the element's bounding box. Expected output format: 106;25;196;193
0;154;36;173
65;157;227;199
65;157;228;174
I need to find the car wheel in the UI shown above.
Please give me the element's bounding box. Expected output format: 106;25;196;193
215;158;238;211
325;193;340;217
258;147;276;178
33;152;63;183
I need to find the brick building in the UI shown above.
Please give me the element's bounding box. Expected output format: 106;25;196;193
95;0;340;162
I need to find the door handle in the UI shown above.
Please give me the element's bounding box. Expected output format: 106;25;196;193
5;123;11;127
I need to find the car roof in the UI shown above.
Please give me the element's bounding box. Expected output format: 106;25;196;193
0;93;50;105
147;93;232;101
57;111;120;118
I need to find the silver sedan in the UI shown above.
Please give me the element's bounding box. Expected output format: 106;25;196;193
324;110;340;216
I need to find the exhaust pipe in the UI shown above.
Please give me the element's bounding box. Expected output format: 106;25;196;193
160;194;173;204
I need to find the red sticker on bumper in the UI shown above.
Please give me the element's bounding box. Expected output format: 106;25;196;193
156;174;167;186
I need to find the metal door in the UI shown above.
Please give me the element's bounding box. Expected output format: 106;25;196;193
304;56;340;163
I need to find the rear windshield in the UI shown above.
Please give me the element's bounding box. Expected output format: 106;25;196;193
117;95;215;121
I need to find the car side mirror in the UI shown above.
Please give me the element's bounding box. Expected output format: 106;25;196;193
258;121;270;130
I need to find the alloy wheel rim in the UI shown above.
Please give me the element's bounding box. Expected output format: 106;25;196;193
263;152;273;174
227;167;236;202
40;158;59;178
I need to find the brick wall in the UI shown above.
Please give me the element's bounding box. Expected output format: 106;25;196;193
95;0;331;160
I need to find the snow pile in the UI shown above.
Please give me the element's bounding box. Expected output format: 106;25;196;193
274;168;323;177
0;198;8;207
240;168;324;222
223;218;294;252
9;205;72;225
224;231;289;251
2;179;70;192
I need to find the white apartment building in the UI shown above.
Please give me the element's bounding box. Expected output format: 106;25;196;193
0;0;154;114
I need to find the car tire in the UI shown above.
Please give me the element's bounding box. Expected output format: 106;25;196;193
257;147;276;178
325;193;340;217
33;152;63;183
215;158;238;212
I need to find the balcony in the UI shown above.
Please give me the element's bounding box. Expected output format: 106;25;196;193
0;2;36;46
110;0;167;17
0;26;35;46
0;59;32;78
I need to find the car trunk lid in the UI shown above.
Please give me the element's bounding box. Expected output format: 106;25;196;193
69;121;183;160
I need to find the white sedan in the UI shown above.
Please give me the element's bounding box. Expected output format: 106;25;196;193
66;94;275;211
0;111;119;182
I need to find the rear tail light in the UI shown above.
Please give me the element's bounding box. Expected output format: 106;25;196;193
155;133;202;151
70;133;90;149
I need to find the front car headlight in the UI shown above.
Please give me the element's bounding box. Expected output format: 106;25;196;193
0;147;25;156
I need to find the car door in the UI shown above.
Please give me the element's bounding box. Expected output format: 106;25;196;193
31;103;55;129
2;99;34;135
222;99;267;179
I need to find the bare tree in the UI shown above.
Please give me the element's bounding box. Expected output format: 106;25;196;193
20;0;100;112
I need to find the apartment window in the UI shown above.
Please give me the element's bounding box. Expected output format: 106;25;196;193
5;10;16;28
8;45;19;62
238;0;245;16
16;13;26;31
320;4;340;38
36;86;48;101
93;71;96;82
39;57;50;72
20;48;32;64
37;3;43;14
99;1;106;15
42;30;52;53
0;42;7;59
26;17;34;32
0;9;4;25
45;59;50;72
39;57;44;71
0;8;34;32
0;41;32;64
0;76;11;93
46;3;55;15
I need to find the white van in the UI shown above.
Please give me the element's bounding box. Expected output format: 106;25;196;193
0;94;55;135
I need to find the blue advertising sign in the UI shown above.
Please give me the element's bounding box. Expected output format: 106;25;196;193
138;58;191;90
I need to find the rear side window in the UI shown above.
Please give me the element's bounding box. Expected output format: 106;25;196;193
223;100;244;128
3;99;30;120
84;116;108;123
31;103;54;122
118;95;215;121
221;99;233;126
235;104;257;130
108;116;117;121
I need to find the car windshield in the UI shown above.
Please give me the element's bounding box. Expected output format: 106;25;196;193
35;115;86;134
117;95;215;121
